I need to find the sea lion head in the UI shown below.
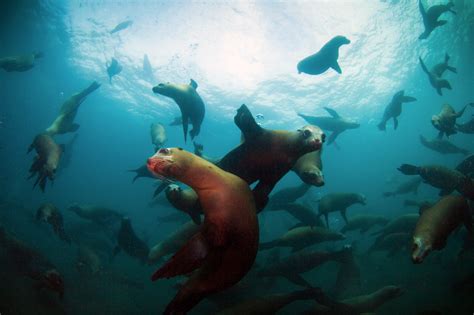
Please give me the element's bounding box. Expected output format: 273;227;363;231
412;236;432;264
67;203;81;213
301;169;325;187
152;83;176;98
332;35;351;46
356;193;367;205
431;115;441;129
297;125;325;152
147;147;188;181
42;269;64;299
165;184;182;199
381;285;404;299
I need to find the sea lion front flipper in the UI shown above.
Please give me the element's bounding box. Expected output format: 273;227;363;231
393;117;399;130
340;209;348;224
327;131;341;145
419;57;429;74
418;0;426;19
234;104;263;141
151;232;209;281
323;107;340;118
397;164;420;175
402;96;417;103
284;273;312;287
189;79;198;89
436;20;448;27
181;114;189;143
188;210;202;225
331;61;342;74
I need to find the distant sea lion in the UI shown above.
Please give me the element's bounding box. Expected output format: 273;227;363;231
432;103;473;138
456;154;474;177
0;51;43;72
404;199;434;215
420;135;469;155
269;203;324;228
340;215;389;234
432;53;457;77
36;203;70;243
268;183;312;209
383;177;422;197
76;245;103;275
297;36;351;75
412;195;471;263
377;90;417;131
317;193;367;227
147;147;259;314
165;184;201;224
371;214;419;239
152;79;205;142
456;116;474;134
68;204;123;226
418;0;456;40
110;20;133;34
106;58;122;83
113;217;149;264
27;133;63;192
169;116;182;126
292;149;324;186
45;81;101;136
150;122;167;151
298;107;359;145
420;57;453;96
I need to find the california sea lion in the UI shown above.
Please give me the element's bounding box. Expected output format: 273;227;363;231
270;203;324;228
420;57;453;96
377;90;417;131
152;79;205;142
164;184;202;225
298;107;359;145
432;103;473;138
297;36;350;75
368;232;411;257
148;221;200;265
456;154;474;177
193;141;220;164
412;195;472;263
147;147;259;314
58;133;78;172
45;81;101;136
106;58;122;83
27;133;63;192
68;204;123;226
432;53;457;77
110;20;133;34
0;51;43;72
420;134;469;155
340;215;389;234
383;177;422;197
0;227;64;298
36;203;70;243
150;122;167;151
418;0;456;40
259;226;345;252
268;183;312;209
317;193;367;227
456;115;474;134
113;217;149;264
292;148;324;186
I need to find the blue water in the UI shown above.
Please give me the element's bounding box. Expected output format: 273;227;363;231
1;1;473;314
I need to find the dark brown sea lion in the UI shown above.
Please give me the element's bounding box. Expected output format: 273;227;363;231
113;217;149;264
297;36;351;75
418;0;456;40
412;195;472;264
27;133;63;192
371;214;419;239
420;135;469;155
36;203;70;243
383;177;422;197
165;184;201;224
431;103;473;138
152;79;205;142
420;57;452;96
432;53;457;76
377;90;417;131
340;215;389;234
317;193;367;227
0;51;43;72
292;149;325;186
147;147;259;315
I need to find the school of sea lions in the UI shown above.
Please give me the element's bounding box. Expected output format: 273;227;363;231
1;1;473;314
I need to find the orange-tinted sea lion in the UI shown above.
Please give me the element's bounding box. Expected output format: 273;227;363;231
431;103;473;138
147;147;259;314
36;203;70;243
377;90;417;131
383;177;422;197
412;195;472;264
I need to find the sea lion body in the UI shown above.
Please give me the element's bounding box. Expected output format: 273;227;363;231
270;203;323;228
432;53;457;77
377;90;417;131
68;204;123;226
456;155;474;177
0;52;43;72
36;203;70;243
165;185;201;224
76;245;102;275
106;58;122;83
298;107;359;145
420;135;469;155
150;122;167;151
412;195;472;263
420;57;452;96
45;81;101;136
297;36;350;75
404;199;434;215
418;0;456;40
113;217;149;264
372;214;419;239
152;79;205;142
292;148;324;186
27;133;63;191
340;215;389;234
110;20;133;34
147;147;259;314
318;193;367;227
431;103;473;138
383;177;422;197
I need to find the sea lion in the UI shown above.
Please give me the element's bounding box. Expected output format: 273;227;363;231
128;163;155;182
418;0;456;40
420;57;453;96
432;103;473;138
268;183;312;209
146;147;259;315
45;81;101;136
371;214;419;239
164;184;202;224
113;217;150;264
412;195;472;263
457;116;474;134
340;215;389;234
0;51;43;72
76;245;103;275
368;232;411;257
27;133;63;192
377;90;417;131
298;107;359;145
110;19;133;34
383;177;422;197
0;227;64;298
152;79;205;142
432;53;457;77
297;36;351;75
68;204;123;226
150;122;167;151
270;203;324;228
317;193;367;227
106;58;122;83
148;221;200;264
456;154;474;177
419;134;469;155
333;247;361;299
292;148;324;186
36;203;70;243
259;226;345;252
404;199;434;215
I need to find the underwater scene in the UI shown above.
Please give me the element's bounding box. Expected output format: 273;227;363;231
0;0;474;314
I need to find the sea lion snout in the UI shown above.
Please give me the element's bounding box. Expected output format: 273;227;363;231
43;269;64;299
412;237;431;264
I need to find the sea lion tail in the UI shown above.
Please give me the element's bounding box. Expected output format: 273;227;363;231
259;240;277;251
397;164;420;175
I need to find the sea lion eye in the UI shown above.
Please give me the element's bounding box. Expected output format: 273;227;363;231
321;133;326;142
159;148;170;155
303;129;312;138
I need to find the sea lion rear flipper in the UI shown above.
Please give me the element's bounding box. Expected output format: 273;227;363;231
151;232;209;280
234;104;263;140
327;131;341;145
393;117;399;130
340;209;349;224
397;164;420;175
331;61;342;74
284;273;312;287
189;79;198;89
323;107;340;118
181;114;189;143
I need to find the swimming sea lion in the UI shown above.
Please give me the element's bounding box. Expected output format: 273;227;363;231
418;0;456;40
432;103;473;138
383;177;422;197
292;148;324;186
270;203;324;228
106;58;122;83
27;133;63;192
456;154;474;177
371;214;419;239
298;107;359;145
152;79;205;142
110;20;133;34
169;116;182;126
333;246;361;299
68;204;123;226
150;122;167;151
165;184;202;225
113;217;149;264
45;81;101;136
146;147;259;314
420;57;453;96
317;193;367;227
404;199;434;215
368;232;411;257
432;53;457;77
340;215;389;234
412;195;472;263
76;245;103;275
268;183;312;209
297;36;351;75
456;116;474;134
36;203;70;243
377;90;417;131
420;134;469;155
0;51;43;72
0;227;64;298
148;221;200;264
